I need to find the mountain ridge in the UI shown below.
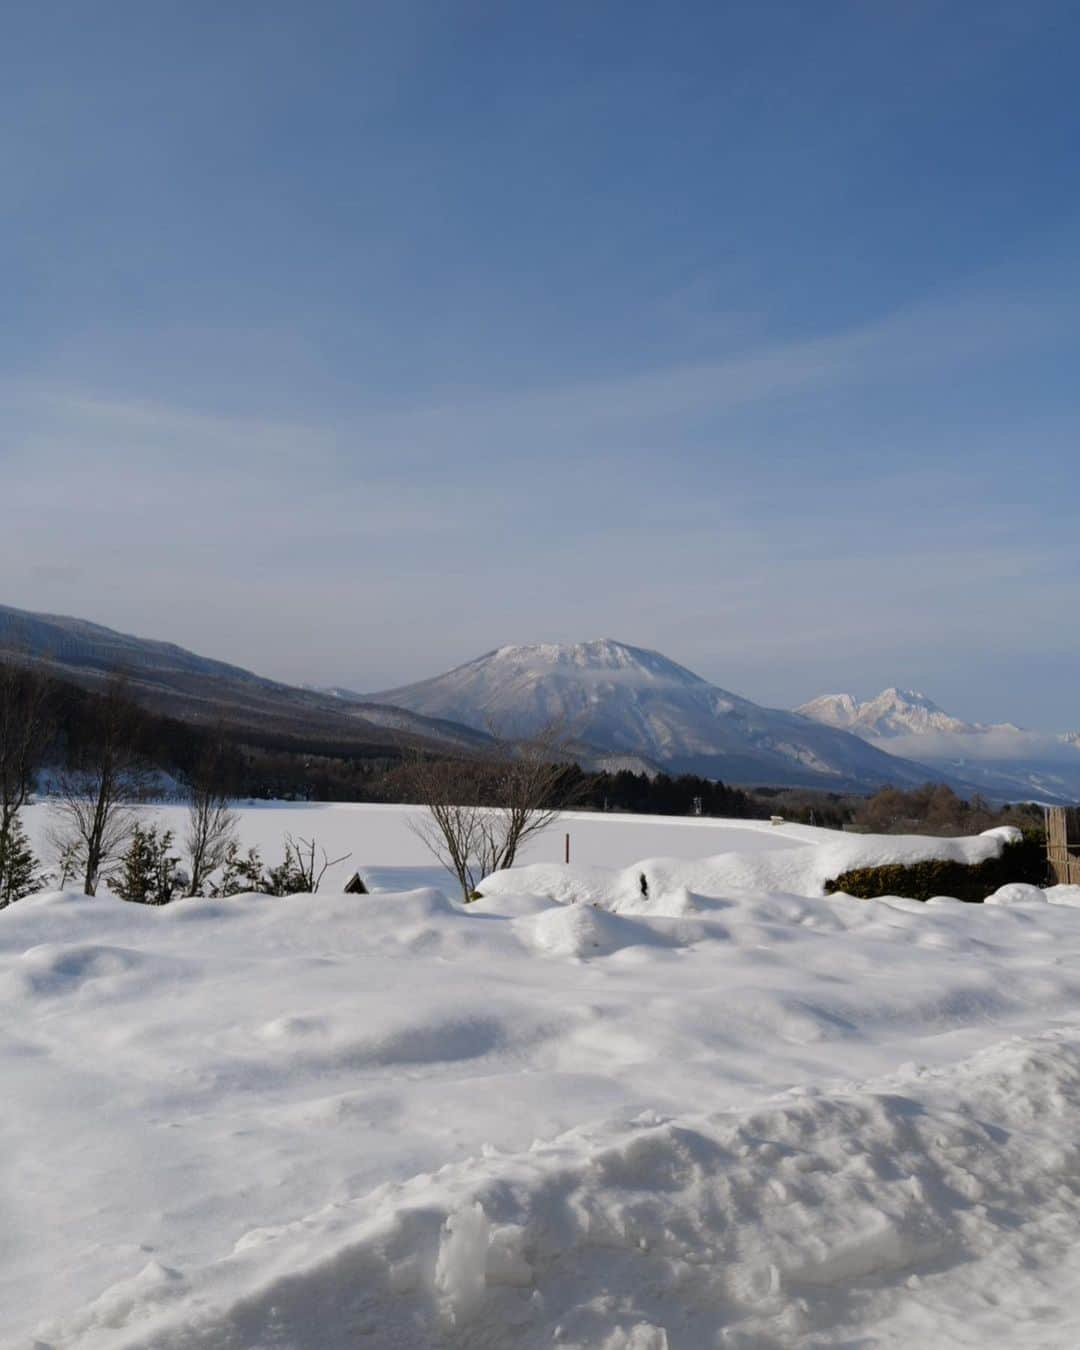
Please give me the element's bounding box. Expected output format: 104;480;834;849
0;609;659;776
0;603;491;758
7;606;1070;798
367;639;947;791
797;685;1080;802
797;687;992;739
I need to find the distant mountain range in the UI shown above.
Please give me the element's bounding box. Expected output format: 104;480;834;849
364;640;943;791
797;688;993;739
4;603;1075;799
797;687;1080;802
0;604;491;759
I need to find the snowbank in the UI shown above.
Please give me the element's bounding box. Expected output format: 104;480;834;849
478;823;1023;908
6;809;1080;1347
39;1030;1080;1350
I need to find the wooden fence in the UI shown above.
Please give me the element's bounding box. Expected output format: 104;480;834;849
1046;807;1080;885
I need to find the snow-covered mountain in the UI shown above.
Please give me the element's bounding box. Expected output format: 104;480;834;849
368;640;940;790
797;687;1080;803
797;687;996;739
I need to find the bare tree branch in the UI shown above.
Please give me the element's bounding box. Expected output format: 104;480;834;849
47;673;147;895
184;729;239;896
268;834;351;894
403;720;583;902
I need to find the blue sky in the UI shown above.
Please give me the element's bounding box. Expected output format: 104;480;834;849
3;1;1079;726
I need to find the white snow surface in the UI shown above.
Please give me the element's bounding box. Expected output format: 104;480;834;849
8;805;1080;1348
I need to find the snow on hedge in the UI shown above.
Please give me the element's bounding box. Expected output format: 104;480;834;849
477;821;1025;909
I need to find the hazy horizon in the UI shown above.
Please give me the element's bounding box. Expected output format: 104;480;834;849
4;3;1078;727
4;597;1076;736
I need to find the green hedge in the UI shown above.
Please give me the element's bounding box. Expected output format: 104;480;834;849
824;833;1047;904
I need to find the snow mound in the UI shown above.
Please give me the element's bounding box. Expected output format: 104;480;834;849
481;822;1021;908
467;890;559;918
3;939;192;1000
37;1030;1080;1349
21;942;149;987
985;882;1049;906
524;904;685;959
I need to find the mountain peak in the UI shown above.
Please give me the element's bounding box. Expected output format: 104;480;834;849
370;642;940;790
796;684;1080;801
876;687;942;711
797;692;858;721
797;687;976;738
481;639;706;687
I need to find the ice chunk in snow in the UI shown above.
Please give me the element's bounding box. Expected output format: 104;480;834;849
435;1201;490;1320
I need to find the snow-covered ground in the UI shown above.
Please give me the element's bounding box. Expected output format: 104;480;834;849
7;805;1080;1348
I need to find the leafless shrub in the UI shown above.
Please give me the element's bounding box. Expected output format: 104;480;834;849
184;732;239;896
48;674;148;895
268;834;351;894
405;721;582;902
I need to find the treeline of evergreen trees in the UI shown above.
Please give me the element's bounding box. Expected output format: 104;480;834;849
563;768;759;818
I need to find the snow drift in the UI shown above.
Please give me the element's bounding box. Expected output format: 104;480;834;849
7;809;1080;1348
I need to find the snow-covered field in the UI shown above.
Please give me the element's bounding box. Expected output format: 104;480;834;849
7;805;1080;1348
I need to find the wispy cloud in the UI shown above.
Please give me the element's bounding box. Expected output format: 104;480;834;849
346;281;1068;459
2;275;1076;719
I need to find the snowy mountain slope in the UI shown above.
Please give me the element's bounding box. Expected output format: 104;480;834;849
368;640;942;789
0;603;491;757
798;686;1080;802
322;682;660;774
798;686;984;738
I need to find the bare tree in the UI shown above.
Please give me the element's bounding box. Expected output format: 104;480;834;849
406;722;581;902
184;733;239;896
0;661;52;861
267;834;351;894
48;674;146;895
476;721;581;872
407;758;488;901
